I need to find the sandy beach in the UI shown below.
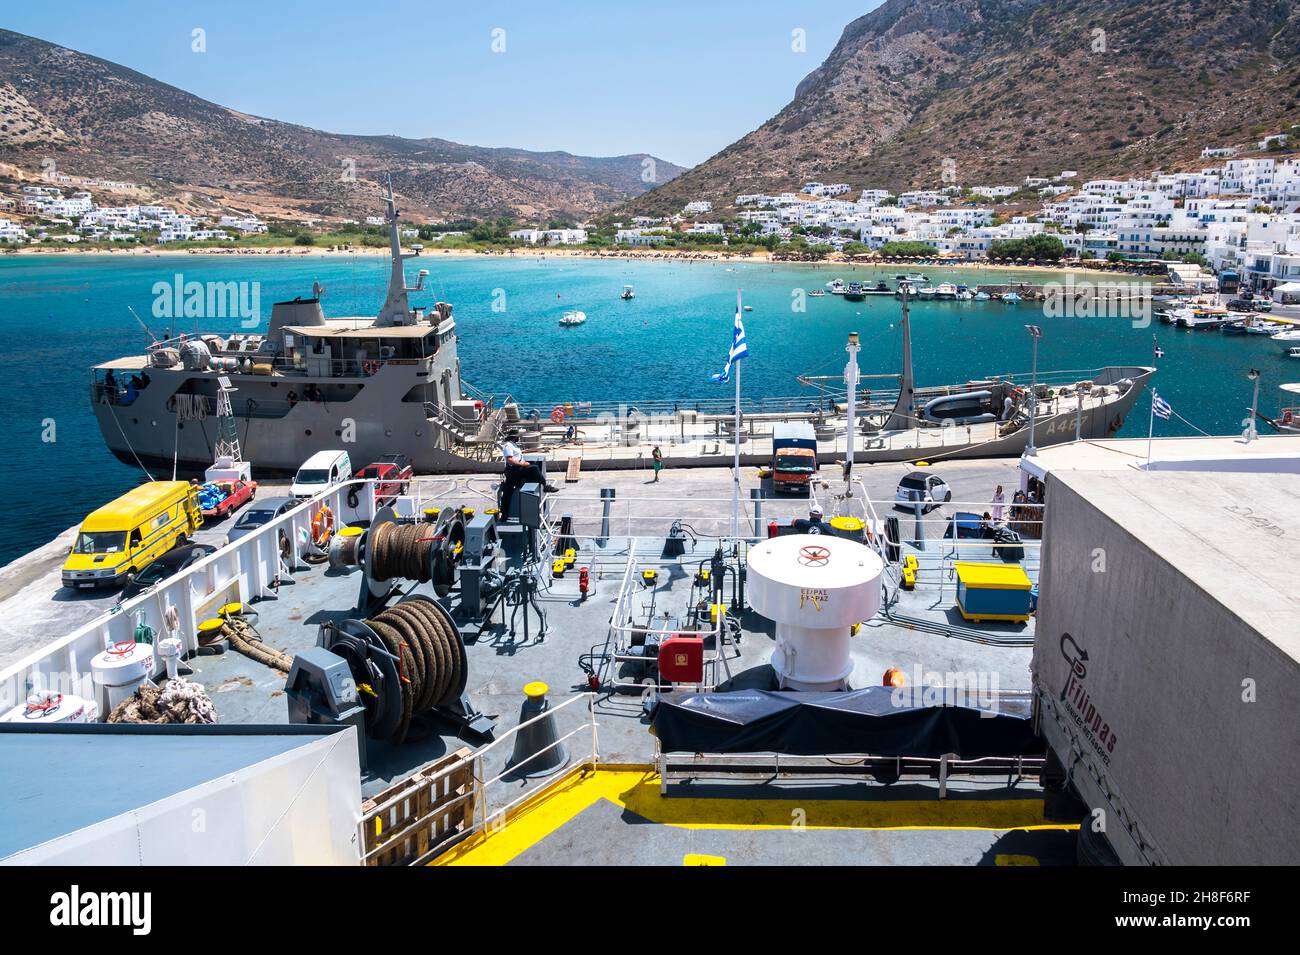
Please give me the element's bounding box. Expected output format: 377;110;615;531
1;242;1138;278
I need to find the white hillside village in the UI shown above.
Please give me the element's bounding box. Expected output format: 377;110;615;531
7;133;1300;294
0;179;269;246
592;136;1300;291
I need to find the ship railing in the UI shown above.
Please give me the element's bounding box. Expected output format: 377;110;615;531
530;488;1041;606
600;537;733;693
0;478;386;719
357;692;601;866
656;750;1045;794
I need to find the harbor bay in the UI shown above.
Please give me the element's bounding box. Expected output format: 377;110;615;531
0;253;1283;566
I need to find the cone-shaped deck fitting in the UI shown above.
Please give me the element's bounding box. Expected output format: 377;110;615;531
505;681;569;779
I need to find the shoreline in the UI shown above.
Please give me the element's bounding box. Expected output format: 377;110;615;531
1;243;1135;279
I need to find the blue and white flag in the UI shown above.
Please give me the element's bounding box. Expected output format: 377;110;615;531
1152;391;1172;420
1154;345;1165;359
710;305;749;383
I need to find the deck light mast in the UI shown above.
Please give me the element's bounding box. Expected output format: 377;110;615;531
1024;324;1042;455
844;331;860;487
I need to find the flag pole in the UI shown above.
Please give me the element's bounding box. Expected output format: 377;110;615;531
1146;335;1156;469
733;289;742;543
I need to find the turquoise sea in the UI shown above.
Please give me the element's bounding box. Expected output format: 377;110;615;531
0;252;1289;566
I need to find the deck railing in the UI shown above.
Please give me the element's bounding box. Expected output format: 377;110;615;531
0;478;381;717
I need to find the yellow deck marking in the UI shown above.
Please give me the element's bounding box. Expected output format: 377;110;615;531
995;854;1041;866
684;854;727;865
433;766;1078;867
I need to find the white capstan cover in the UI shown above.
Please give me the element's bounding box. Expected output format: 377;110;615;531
747;534;883;626
746;534;884;690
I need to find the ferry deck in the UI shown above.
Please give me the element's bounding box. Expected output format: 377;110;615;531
0;459;1072;866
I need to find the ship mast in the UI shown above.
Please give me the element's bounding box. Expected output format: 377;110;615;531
882;286;917;430
374;175;428;327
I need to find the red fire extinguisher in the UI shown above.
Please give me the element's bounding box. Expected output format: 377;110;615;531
578;567;590;601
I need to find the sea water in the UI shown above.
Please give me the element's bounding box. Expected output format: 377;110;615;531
0;253;1284;564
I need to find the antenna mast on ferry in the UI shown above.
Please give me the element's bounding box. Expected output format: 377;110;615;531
374;174;428;327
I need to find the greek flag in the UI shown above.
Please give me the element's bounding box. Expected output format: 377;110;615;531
1152;391;1172;420
710;306;749;383
1154;345;1165;359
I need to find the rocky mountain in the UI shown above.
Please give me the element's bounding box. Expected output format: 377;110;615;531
0;29;684;221
633;0;1300;214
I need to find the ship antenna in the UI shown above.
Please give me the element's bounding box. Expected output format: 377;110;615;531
374;173;423;327
127;305;158;344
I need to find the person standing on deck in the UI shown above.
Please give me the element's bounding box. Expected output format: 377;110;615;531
652;446;663;482
991;485;1005;523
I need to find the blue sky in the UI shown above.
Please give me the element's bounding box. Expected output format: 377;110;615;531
3;0;881;168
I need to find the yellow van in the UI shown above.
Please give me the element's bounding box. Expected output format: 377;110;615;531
62;481;204;590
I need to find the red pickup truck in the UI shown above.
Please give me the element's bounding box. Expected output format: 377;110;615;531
200;479;258;519
357;456;413;504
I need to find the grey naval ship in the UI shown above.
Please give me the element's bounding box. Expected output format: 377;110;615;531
90;186;1153;475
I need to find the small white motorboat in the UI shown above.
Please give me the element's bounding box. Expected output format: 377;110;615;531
559;310;587;327
935;282;958;299
621;285;635;300
1271;329;1300;351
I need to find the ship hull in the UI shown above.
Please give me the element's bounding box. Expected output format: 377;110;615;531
95;366;1152;476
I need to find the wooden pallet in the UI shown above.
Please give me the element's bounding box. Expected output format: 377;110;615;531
565;456;582;483
360;746;475;866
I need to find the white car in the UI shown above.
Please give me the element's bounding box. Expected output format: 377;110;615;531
290;449;353;499
894;471;951;512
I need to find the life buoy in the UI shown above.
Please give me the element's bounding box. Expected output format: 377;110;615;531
311;505;335;547
363;360;380;375
1284;409;1294;426
550;406;566;424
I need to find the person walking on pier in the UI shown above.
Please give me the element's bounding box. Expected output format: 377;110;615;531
652;445;663;482
991;485;1005;523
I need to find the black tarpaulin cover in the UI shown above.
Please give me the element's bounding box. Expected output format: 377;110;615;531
652;686;1042;758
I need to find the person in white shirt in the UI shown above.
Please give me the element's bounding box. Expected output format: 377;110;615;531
499;429;557;515
990;485;1005;523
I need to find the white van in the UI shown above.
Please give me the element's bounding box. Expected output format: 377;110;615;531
290;450;353;499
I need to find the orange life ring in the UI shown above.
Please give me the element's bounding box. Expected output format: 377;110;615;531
550;406;566;424
883;667;906;688
363;360;380;375
311;505;334;547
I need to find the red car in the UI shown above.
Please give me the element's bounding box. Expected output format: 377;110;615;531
201;479;258;519
356;460;412;504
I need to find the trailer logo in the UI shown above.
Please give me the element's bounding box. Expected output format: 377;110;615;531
1059;632;1117;760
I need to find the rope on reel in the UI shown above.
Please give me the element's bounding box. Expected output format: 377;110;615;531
325;597;467;745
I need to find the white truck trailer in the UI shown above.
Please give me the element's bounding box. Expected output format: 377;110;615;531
1032;468;1300;865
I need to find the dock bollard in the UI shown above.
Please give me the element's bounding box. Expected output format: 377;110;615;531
505;681;569;779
